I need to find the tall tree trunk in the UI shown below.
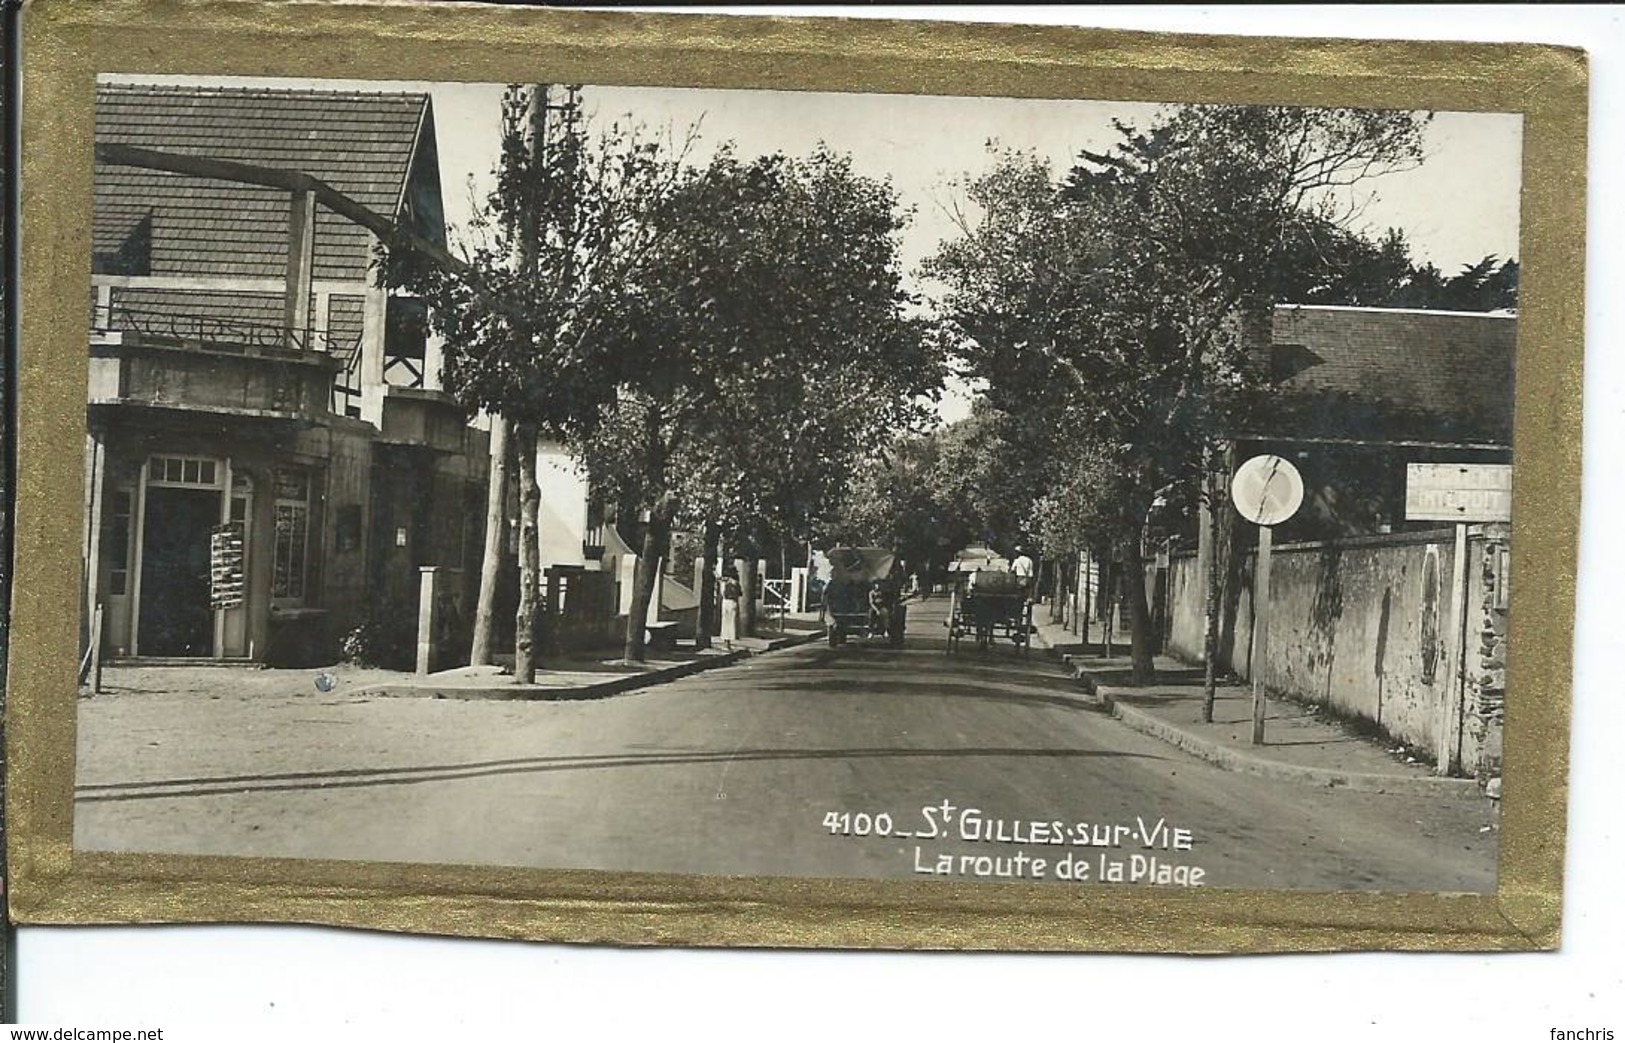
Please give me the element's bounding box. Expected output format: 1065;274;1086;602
1202;447;1223;722
1100;551;1113;659
1079;549;1091;642
513;425;541;683
506;85;548;683
1125;536;1156;684
736;555;758;637
695;519;719;651
470;416;509;666
1215;441;1245;675
624;504;672;663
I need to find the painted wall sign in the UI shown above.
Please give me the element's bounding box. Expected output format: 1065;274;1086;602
1405;463;1512;523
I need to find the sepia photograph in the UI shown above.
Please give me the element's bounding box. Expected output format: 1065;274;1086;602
69;71;1520;895
8;0;1615;1032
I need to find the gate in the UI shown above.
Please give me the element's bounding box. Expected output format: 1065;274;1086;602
763;578;792;630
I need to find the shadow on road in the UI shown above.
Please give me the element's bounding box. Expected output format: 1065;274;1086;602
76;743;1160;802
752;676;1105;714
1088;666;1209;688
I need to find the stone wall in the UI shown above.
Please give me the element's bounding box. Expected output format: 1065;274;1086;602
1461;524;1509;780
1166;526;1505;773
1167;551;1207;663
1258;531;1459;754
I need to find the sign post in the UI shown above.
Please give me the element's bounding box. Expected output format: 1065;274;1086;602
1230;454;1305;746
1405;463;1512;776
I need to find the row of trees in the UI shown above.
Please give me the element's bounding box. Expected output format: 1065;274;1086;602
384;90;1514;688
910;105;1512;685
383;86;940;675
826;403;1045;573
846;210;1520;576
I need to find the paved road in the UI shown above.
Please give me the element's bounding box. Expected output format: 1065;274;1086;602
75;598;1497;892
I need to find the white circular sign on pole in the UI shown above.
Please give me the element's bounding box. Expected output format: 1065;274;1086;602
1230;454;1305;527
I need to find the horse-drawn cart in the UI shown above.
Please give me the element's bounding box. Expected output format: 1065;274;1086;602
946;567;1033;654
822;546;906;649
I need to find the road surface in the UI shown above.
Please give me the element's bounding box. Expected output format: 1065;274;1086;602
75;598;1497;892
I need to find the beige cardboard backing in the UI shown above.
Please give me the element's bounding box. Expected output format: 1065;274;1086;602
7;0;1586;951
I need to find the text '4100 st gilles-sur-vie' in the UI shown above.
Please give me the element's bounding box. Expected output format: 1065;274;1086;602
822;800;1208;887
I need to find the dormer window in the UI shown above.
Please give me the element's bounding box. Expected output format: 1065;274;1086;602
92;211;153;276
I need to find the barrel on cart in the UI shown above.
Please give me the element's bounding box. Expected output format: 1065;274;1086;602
946;566;1033;654
823;546;907;649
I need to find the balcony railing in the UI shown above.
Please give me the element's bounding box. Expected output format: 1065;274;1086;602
94;302;368;418
96;302;350;356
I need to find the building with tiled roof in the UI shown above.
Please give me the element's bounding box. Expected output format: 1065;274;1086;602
92;83;445;389
1229;303;1516;541
1158;303;1518;779
83;82;486;669
1258;304;1515;448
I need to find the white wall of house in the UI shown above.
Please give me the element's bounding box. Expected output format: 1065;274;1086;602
536;439;589;569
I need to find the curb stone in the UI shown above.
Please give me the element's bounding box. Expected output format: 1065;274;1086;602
1054;654;1484;799
356;648;751;702
732;628;826;655
353;627;827;703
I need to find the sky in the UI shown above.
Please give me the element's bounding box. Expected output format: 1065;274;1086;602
429;82;1524;274
105;74;1525;422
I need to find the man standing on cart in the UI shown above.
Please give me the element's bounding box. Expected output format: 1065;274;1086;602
1010;545;1036;600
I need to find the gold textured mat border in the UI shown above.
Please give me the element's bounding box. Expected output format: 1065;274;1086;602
7;0;1585;952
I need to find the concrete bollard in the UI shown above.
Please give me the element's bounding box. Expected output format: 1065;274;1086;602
416;566;442;675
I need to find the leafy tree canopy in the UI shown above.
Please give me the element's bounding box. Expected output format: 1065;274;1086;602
924;105;1440;677
579;146;942;552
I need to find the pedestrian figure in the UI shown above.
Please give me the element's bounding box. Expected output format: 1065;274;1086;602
1011;545;1036;600
721;570;742;646
867;582;888;638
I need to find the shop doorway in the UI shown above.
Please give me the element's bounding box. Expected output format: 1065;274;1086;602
137;484;219;657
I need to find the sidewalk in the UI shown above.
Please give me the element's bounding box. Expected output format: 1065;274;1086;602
358;612;827;701
89;614;827;706
1029;613;1484;798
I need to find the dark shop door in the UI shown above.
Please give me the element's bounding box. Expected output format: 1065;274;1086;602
139;486;219;657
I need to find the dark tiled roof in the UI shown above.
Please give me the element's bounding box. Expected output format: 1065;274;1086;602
94;83;439;284
1263;305;1516;446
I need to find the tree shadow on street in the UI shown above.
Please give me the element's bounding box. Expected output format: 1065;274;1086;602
75;743;1160;803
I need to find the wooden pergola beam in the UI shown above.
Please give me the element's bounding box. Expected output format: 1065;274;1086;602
95;141;468;278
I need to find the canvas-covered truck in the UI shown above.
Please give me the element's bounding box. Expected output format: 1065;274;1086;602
822;546;907;648
946;565;1033;654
